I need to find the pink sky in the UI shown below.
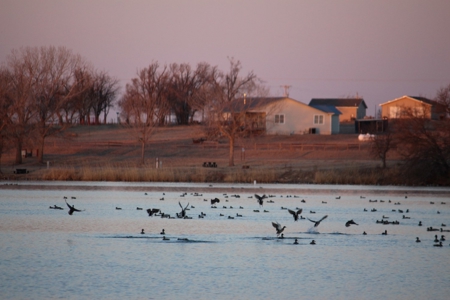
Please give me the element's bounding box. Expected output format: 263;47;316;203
1;0;450;116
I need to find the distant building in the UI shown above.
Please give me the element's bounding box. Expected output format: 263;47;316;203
229;97;341;135
379;95;446;120
309;98;367;122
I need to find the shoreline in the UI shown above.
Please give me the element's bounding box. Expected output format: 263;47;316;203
2;180;450;196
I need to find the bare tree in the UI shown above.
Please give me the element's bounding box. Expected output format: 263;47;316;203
29;46;89;163
168;62;213;125
369;131;395;168
119;62;168;164
435;83;450;116
0;67;14;172
90;71;120;124
70;67;95;125
4;47;40;164
206;58;258;166
392;104;450;184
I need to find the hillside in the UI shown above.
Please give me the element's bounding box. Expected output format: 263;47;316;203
1;124;400;183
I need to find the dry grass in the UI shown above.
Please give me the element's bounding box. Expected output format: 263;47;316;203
1;124;414;185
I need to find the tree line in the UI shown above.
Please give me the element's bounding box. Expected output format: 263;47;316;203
0;46;120;165
119;58;266;166
0;46;264;167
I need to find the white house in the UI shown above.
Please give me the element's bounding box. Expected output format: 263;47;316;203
231;97;340;135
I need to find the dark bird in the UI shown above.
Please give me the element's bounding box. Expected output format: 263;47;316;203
416;237;420;243
310;240;316;245
49;205;63;210
307;215;328;227
272;222;286;236
146;208;160;216
288;209;303;221
211;198;220;205
177;202;189;218
255;194;267;207
160;229;165;235
141;229;145;234
65;200;84;215
345;219;358;227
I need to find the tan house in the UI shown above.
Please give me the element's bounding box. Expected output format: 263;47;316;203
379;95;446;120
308;98;367;122
231;97;340;135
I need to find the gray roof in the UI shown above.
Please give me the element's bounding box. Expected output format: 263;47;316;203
310;105;342;115
408;96;437;106
231;97;286;111
309;98;368;109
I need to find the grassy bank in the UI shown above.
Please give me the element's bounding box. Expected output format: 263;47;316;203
2;124;447;186
25;164;413;186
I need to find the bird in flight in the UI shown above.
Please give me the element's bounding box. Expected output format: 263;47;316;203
272;222;286;236
255;194;267;207
65;200;84;215
345;219;358;227
177;202;189;218
288;208;303;221
307;215;328;227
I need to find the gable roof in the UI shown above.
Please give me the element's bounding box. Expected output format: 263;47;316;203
379;95;436;107
232;97;286;111
228;97;338;115
309;98;368;109
309;105;342;115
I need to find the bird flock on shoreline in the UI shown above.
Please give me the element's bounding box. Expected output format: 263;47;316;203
49;192;449;247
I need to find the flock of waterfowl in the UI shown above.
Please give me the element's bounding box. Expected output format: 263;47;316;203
50;192;448;247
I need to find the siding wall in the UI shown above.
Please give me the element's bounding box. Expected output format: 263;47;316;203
261;99;335;135
381;97;432;119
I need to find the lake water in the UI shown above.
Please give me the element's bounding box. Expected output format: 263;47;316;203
1;181;449;299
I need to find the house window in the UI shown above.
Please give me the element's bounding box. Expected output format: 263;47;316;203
314;115;324;125
275;114;285;124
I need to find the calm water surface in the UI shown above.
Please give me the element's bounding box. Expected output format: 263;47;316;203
1;181;449;299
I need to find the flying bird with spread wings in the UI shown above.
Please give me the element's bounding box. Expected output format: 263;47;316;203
65;200;84;215
177;202;189;218
255;194;267;207
307;215;328;227
272;222;286;236
288;208;303;221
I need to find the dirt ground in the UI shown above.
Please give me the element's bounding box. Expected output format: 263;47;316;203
1;124;400;180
